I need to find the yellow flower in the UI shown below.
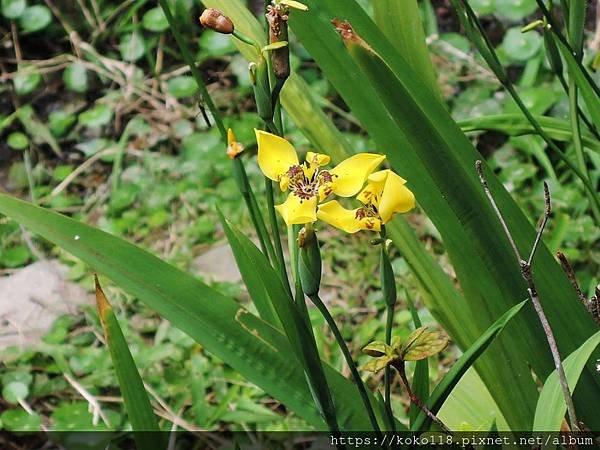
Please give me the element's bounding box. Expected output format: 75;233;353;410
255;129;385;225
317;170;415;233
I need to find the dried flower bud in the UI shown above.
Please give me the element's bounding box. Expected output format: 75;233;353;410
267;4;290;80
199;8;234;34
226;128;244;159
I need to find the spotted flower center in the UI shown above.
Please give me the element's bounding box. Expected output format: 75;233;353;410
286;164;335;201
355;203;380;230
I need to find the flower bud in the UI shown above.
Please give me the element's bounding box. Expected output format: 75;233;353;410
199;8;234;34
380;247;397;307
267;4;290;80
298;226;322;296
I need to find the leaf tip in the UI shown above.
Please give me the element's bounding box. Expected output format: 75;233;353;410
94;274;112;323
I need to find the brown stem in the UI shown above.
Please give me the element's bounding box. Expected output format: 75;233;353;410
393;362;452;434
475;161;579;431
556;251;586;303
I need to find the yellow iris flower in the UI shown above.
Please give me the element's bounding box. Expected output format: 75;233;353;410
256;129;385;225
317;170;415;233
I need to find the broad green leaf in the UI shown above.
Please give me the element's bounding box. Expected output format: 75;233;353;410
2;381;28;404
533;331;600;431
0;194;374;431
94;278;162;446
7;132;28;150
501;27;542;62
167;76;198;99
458;114;600;154
0;409;40;431
13;66;41;96
142;7;169;32
411;301;526;431
438;368;509;431
79;104;113;128
18;5;51;32
1;0;25;19
119;32;145;62
63;62;89;93
289;1;600;429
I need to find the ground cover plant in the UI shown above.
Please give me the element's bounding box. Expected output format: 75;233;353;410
0;0;599;446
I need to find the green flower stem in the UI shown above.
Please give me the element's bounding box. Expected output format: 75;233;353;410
379;225;397;431
159;0;276;259
454;0;600;224
265;177;292;296
158;0;226;138
233;157;277;264
308;293;382;435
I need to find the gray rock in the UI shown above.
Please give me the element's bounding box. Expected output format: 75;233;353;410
192;244;242;283
0;260;93;349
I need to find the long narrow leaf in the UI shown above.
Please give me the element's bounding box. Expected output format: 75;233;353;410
406;293;429;427
219;213;347;432
0;193;375;431
411;300;527;431
459;114;600;153
533;331;600;431
95;278;162;449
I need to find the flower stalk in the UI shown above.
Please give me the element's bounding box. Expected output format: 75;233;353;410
379;225;397;431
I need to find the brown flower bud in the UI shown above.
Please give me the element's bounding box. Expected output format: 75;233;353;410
199;8;234;34
267;5;290;80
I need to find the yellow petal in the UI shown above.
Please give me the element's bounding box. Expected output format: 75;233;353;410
317;201;381;233
378;171;416;223
357;169;406;206
227;128;236;146
330;153;386;197
255;129;299;181
275;193;317;225
306;151;331;167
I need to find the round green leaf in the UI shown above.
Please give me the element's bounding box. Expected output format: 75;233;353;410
2;381;29;403
79;104;113;128
49;110;76;137
13;66;41;96
167;76;198;99
198;31;235;57
501;27;542;61
1;0;26;19
119;32;145;62
469;0;495;15
0;409;40;431
52;165;73;182
142;7;168;32
0;245;31;268
19;5;51;32
7;132;28;150
495;0;537;21
63;62;89;93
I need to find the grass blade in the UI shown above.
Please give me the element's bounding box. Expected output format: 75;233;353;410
94;277;162;447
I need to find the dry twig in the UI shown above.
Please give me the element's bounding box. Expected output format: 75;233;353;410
475;160;578;431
